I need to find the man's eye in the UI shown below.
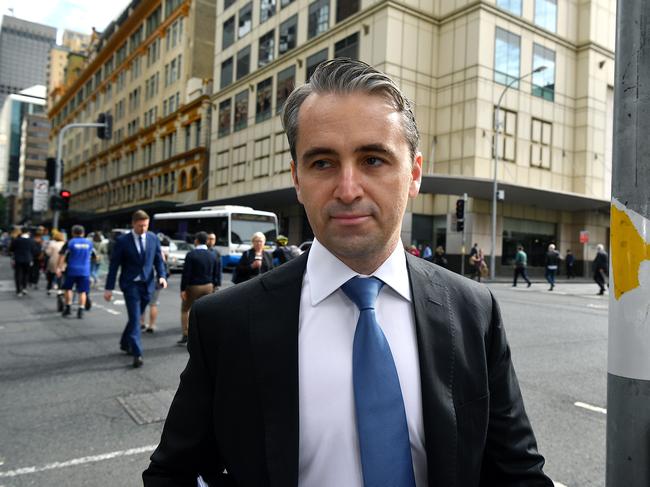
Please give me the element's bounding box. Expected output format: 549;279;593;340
313;160;332;169
366;157;384;167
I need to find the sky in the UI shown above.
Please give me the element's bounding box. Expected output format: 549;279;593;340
0;0;132;41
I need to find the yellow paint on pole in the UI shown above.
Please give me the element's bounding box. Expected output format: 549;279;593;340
610;204;650;299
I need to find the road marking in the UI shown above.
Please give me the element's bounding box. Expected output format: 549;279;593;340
554;482;568;487
575;401;607;415
587;303;608;309
113;299;125;305
0;444;157;478
93;304;121;316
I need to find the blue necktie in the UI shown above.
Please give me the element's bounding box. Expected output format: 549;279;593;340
341;276;416;487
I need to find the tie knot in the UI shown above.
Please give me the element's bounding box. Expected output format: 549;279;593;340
341;276;384;311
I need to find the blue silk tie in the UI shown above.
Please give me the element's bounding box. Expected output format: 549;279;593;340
341;276;416;487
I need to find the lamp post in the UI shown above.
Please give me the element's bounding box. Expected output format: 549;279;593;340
490;65;547;280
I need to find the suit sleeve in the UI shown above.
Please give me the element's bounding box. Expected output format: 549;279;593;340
104;238;123;291
480;290;553;486
234;251;252;282
153;238;167;280
143;303;230;486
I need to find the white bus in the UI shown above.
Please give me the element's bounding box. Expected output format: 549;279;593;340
152;205;278;268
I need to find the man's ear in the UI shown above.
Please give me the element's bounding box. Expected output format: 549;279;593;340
291;160;304;204
409;152;423;198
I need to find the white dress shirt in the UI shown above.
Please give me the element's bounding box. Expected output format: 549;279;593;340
298;239;428;487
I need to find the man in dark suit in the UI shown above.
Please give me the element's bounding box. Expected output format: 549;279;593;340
144;59;552;486
177;231;220;345
9;228;33;296
105;210;167;368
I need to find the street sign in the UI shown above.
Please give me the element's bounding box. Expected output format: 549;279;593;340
32;178;49;212
580;230;590;244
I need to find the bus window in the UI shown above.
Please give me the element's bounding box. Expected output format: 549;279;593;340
231;213;277;244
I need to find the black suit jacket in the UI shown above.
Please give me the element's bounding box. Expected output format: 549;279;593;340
144;252;552;487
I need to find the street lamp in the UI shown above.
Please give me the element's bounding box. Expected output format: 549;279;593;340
490;65;548;280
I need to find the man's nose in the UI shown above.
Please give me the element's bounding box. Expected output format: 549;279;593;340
333;164;363;203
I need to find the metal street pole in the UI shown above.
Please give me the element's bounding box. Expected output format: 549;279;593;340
607;0;650;484
52;122;106;229
490;66;547;280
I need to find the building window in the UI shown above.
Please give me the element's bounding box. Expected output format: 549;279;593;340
216;150;230;186
219;99;232;137
494;28;520;87
239;2;253;38
195;120;201;147
308;0;330;39
281;0;295;7
279;15;298;55
306;48;328;81
276;65;295;114
259;30;275;67
334;32;359;59
256;77;273;122
535;0;557;33
220;57;233;89
225;0;236;9
223;16;235;49
532;44;555;101
336;0;359;22
234;90;248;131
530;118;552;169
260;0;276;23
496;0;522;15
185;124;192;150
237;45;251;79
493;107;517;162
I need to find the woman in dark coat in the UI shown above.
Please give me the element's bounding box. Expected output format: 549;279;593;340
233;231;273;284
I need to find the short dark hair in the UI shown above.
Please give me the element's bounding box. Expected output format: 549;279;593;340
195;231;208;245
281;58;420;163
71;225;85;236
132;209;150;222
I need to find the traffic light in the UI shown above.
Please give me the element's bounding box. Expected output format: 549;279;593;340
49;194;63;211
97;112;113;140
46;157;56;185
59;189;71;211
456;198;465;232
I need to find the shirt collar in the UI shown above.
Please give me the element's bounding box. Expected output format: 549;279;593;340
195;244;208;250
132;230;146;240
306;238;411;306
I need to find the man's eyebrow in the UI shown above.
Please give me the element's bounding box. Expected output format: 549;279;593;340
354;143;397;159
300;147;339;161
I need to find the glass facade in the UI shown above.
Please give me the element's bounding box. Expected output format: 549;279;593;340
223;16;235;49
276;65;295;114
238;2;253;38
532;44;555;101
256;77;273;122
494;28;520;87
535;0;557;32
308;0;330;39
220;57;233;89
218;99;231;137
260;0;276;23
236;45;251;79
279;15;298;55
234;90;248;131
496;0;522;16
259;30;275;67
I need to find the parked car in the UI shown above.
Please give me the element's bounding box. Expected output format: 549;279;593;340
168;240;195;272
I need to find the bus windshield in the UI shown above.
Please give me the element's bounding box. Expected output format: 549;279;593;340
230;213;277;244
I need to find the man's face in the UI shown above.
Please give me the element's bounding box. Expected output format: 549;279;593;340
291;92;422;267
132;219;149;235
207;234;216;247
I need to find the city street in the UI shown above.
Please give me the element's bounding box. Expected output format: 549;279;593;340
0;256;607;487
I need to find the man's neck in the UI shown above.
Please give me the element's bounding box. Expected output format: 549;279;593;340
331;237;400;276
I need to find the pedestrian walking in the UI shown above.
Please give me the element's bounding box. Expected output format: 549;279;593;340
177;231;220;345
432;245;448;268
144;59;552;486
422;244;433;261
90;231;105;288
272;234;298;265
593;244;609;295
565;250;575;278
469;247;487;282
104;210;167;368
29;229;45;290
206;232;223;288
408;244;420;257
232;232;273;284
512;245;532;287
57;225;93;319
9;227;33;296
45;230;66;295
545;243;561;291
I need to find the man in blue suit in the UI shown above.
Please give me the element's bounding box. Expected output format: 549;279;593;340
104;210;167;368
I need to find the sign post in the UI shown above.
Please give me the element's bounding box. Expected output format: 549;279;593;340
580;230;589;277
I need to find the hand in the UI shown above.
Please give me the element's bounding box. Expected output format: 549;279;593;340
104;290;112;302
55;268;62;278
180;291;187;301
159;277;168;289
251;259;262;270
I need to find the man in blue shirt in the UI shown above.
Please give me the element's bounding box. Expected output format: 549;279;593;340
57;225;93;319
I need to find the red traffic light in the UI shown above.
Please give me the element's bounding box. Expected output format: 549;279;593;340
60;190;71;199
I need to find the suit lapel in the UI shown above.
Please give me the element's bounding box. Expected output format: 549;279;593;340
249;254;307;487
406;253;458;487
